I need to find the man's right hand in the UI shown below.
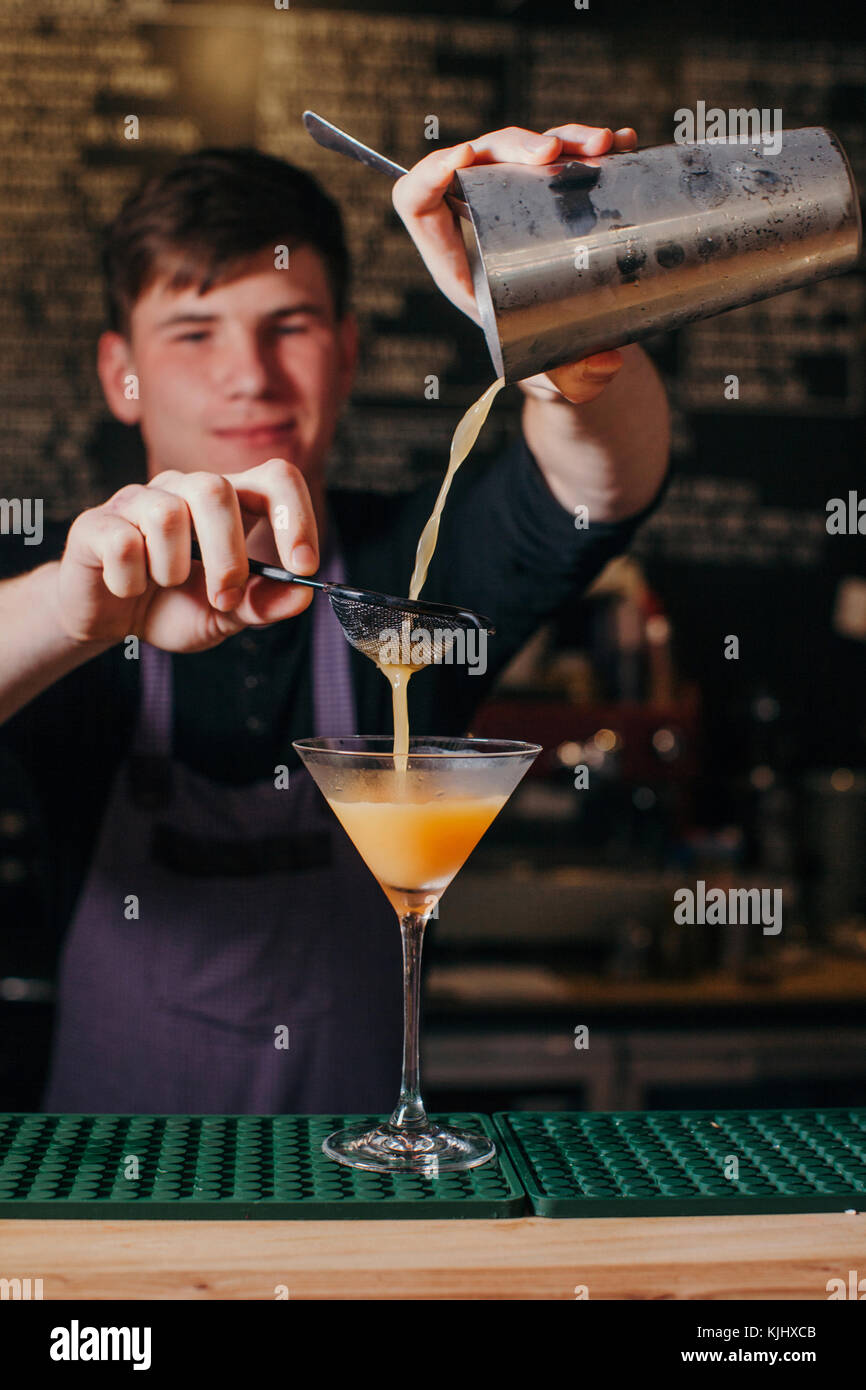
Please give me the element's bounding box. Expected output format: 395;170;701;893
54;458;319;652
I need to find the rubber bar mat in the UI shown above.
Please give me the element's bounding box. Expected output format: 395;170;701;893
494;1109;866;1217
0;1113;524;1220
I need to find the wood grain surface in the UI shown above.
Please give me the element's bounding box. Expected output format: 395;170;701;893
2;1212;864;1299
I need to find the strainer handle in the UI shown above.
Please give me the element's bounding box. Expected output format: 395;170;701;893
247;557;328;590
190;539;329;591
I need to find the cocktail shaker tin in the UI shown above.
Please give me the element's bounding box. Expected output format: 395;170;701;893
455;127;862;382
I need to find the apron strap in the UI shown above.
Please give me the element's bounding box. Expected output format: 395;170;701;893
311;524;357;736
133;634;173;758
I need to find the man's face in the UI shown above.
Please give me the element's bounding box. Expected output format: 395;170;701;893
100;244;357;490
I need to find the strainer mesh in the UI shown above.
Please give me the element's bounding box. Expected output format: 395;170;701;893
329;595;473;668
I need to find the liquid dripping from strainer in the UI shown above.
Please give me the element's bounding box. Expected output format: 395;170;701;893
381;377;507;770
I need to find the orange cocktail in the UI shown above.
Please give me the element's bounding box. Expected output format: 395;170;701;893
324;792;507;914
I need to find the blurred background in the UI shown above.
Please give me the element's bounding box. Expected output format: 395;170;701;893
1;0;865;1113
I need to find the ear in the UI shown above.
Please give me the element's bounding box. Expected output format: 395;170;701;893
335;311;359;403
97;331;142;425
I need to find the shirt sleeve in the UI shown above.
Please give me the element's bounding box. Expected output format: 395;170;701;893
0;520;136;939
404;427;670;678
0;519;68;578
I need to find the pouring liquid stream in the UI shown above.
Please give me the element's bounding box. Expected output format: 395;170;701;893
376;377;507;779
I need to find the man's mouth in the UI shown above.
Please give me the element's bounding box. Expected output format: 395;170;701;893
213;421;296;446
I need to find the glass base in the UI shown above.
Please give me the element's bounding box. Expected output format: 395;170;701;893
322;1119;496;1174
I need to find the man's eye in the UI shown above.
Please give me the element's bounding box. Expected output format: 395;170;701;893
177;332;209;342
276;325;305;335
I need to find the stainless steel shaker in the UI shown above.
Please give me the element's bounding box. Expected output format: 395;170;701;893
454;127;862;382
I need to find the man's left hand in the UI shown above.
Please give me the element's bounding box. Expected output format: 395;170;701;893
391;122;638;405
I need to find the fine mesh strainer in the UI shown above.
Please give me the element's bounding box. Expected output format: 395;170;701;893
194;544;494;668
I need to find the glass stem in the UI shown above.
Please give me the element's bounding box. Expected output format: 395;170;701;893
390;909;430;1130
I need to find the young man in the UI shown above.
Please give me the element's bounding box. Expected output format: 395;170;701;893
0;124;670;1114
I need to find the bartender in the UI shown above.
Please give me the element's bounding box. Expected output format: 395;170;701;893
0;122;670;1113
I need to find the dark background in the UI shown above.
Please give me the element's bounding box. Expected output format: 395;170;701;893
1;0;864;780
1;0;865;1113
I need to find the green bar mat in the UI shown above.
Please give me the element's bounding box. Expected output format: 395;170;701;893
0;1114;525;1220
493;1109;866;1217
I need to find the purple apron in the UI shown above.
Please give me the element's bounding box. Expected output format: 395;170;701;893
41;536;402;1114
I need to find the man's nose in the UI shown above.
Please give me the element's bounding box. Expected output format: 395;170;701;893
215;329;273;396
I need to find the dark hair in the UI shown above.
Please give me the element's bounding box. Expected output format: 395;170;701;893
102;147;351;336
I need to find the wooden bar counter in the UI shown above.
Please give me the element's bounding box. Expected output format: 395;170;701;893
3;1210;864;1299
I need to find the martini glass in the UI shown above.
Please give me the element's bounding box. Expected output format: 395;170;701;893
293;735;540;1173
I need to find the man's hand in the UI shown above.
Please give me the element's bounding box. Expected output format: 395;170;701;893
391;122;638;402
54;458;319;652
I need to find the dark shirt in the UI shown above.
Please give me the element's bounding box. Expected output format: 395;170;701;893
1;431;664;951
